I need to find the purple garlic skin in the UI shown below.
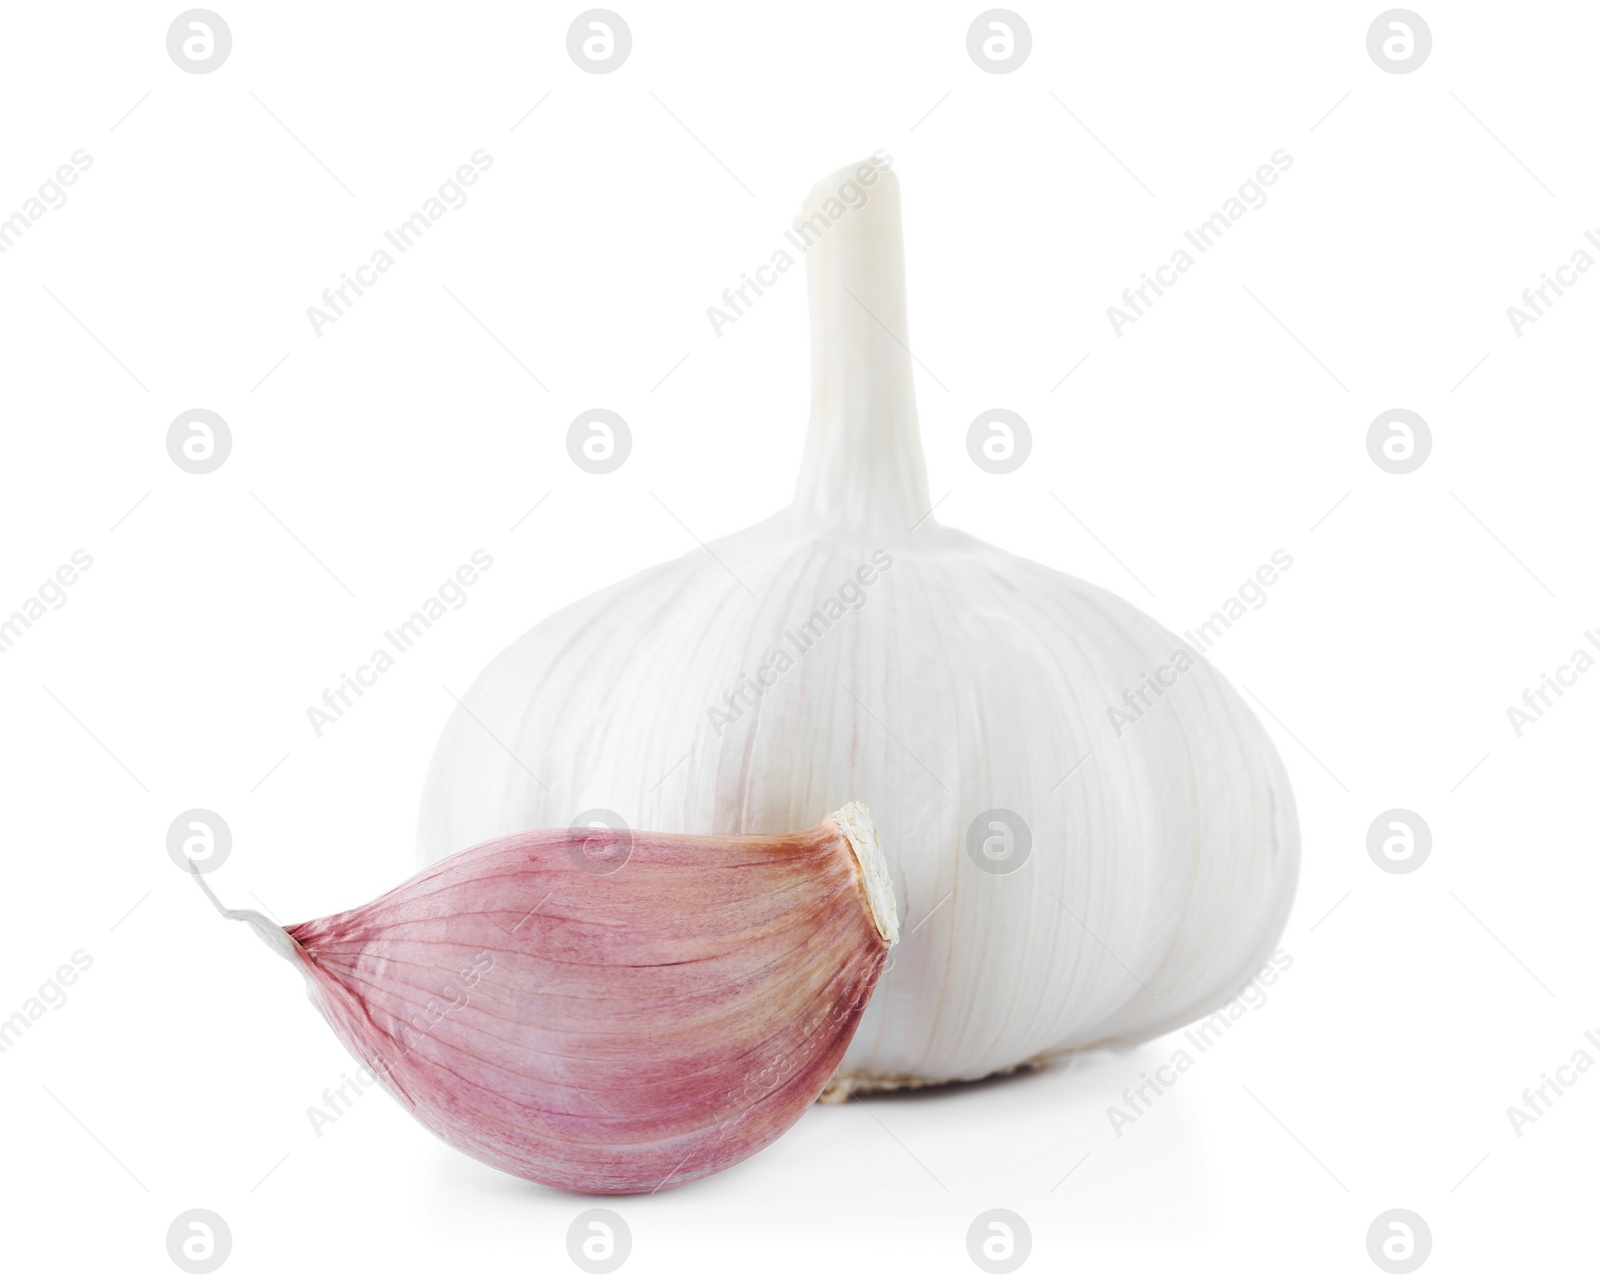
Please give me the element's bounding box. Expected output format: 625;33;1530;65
223;807;894;1194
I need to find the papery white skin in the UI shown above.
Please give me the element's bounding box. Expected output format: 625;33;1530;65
419;159;1299;1093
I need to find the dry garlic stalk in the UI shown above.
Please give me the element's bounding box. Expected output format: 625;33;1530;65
198;805;896;1194
419;160;1299;1095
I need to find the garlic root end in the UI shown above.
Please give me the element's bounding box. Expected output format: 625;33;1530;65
831;801;898;945
821;1051;1065;1102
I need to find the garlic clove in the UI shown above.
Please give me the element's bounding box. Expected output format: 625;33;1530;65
195;804;897;1195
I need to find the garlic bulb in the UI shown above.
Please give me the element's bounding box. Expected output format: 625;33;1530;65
420;160;1299;1093
197;805;897;1194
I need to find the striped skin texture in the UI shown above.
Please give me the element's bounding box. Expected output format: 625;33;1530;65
418;164;1301;1094
284;816;891;1194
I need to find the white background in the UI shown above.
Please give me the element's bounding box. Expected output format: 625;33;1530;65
1;1;1595;1279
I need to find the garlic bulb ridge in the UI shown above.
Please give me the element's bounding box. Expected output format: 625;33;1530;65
419;159;1299;1095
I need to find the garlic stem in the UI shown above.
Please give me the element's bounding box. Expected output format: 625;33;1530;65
791;159;931;533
